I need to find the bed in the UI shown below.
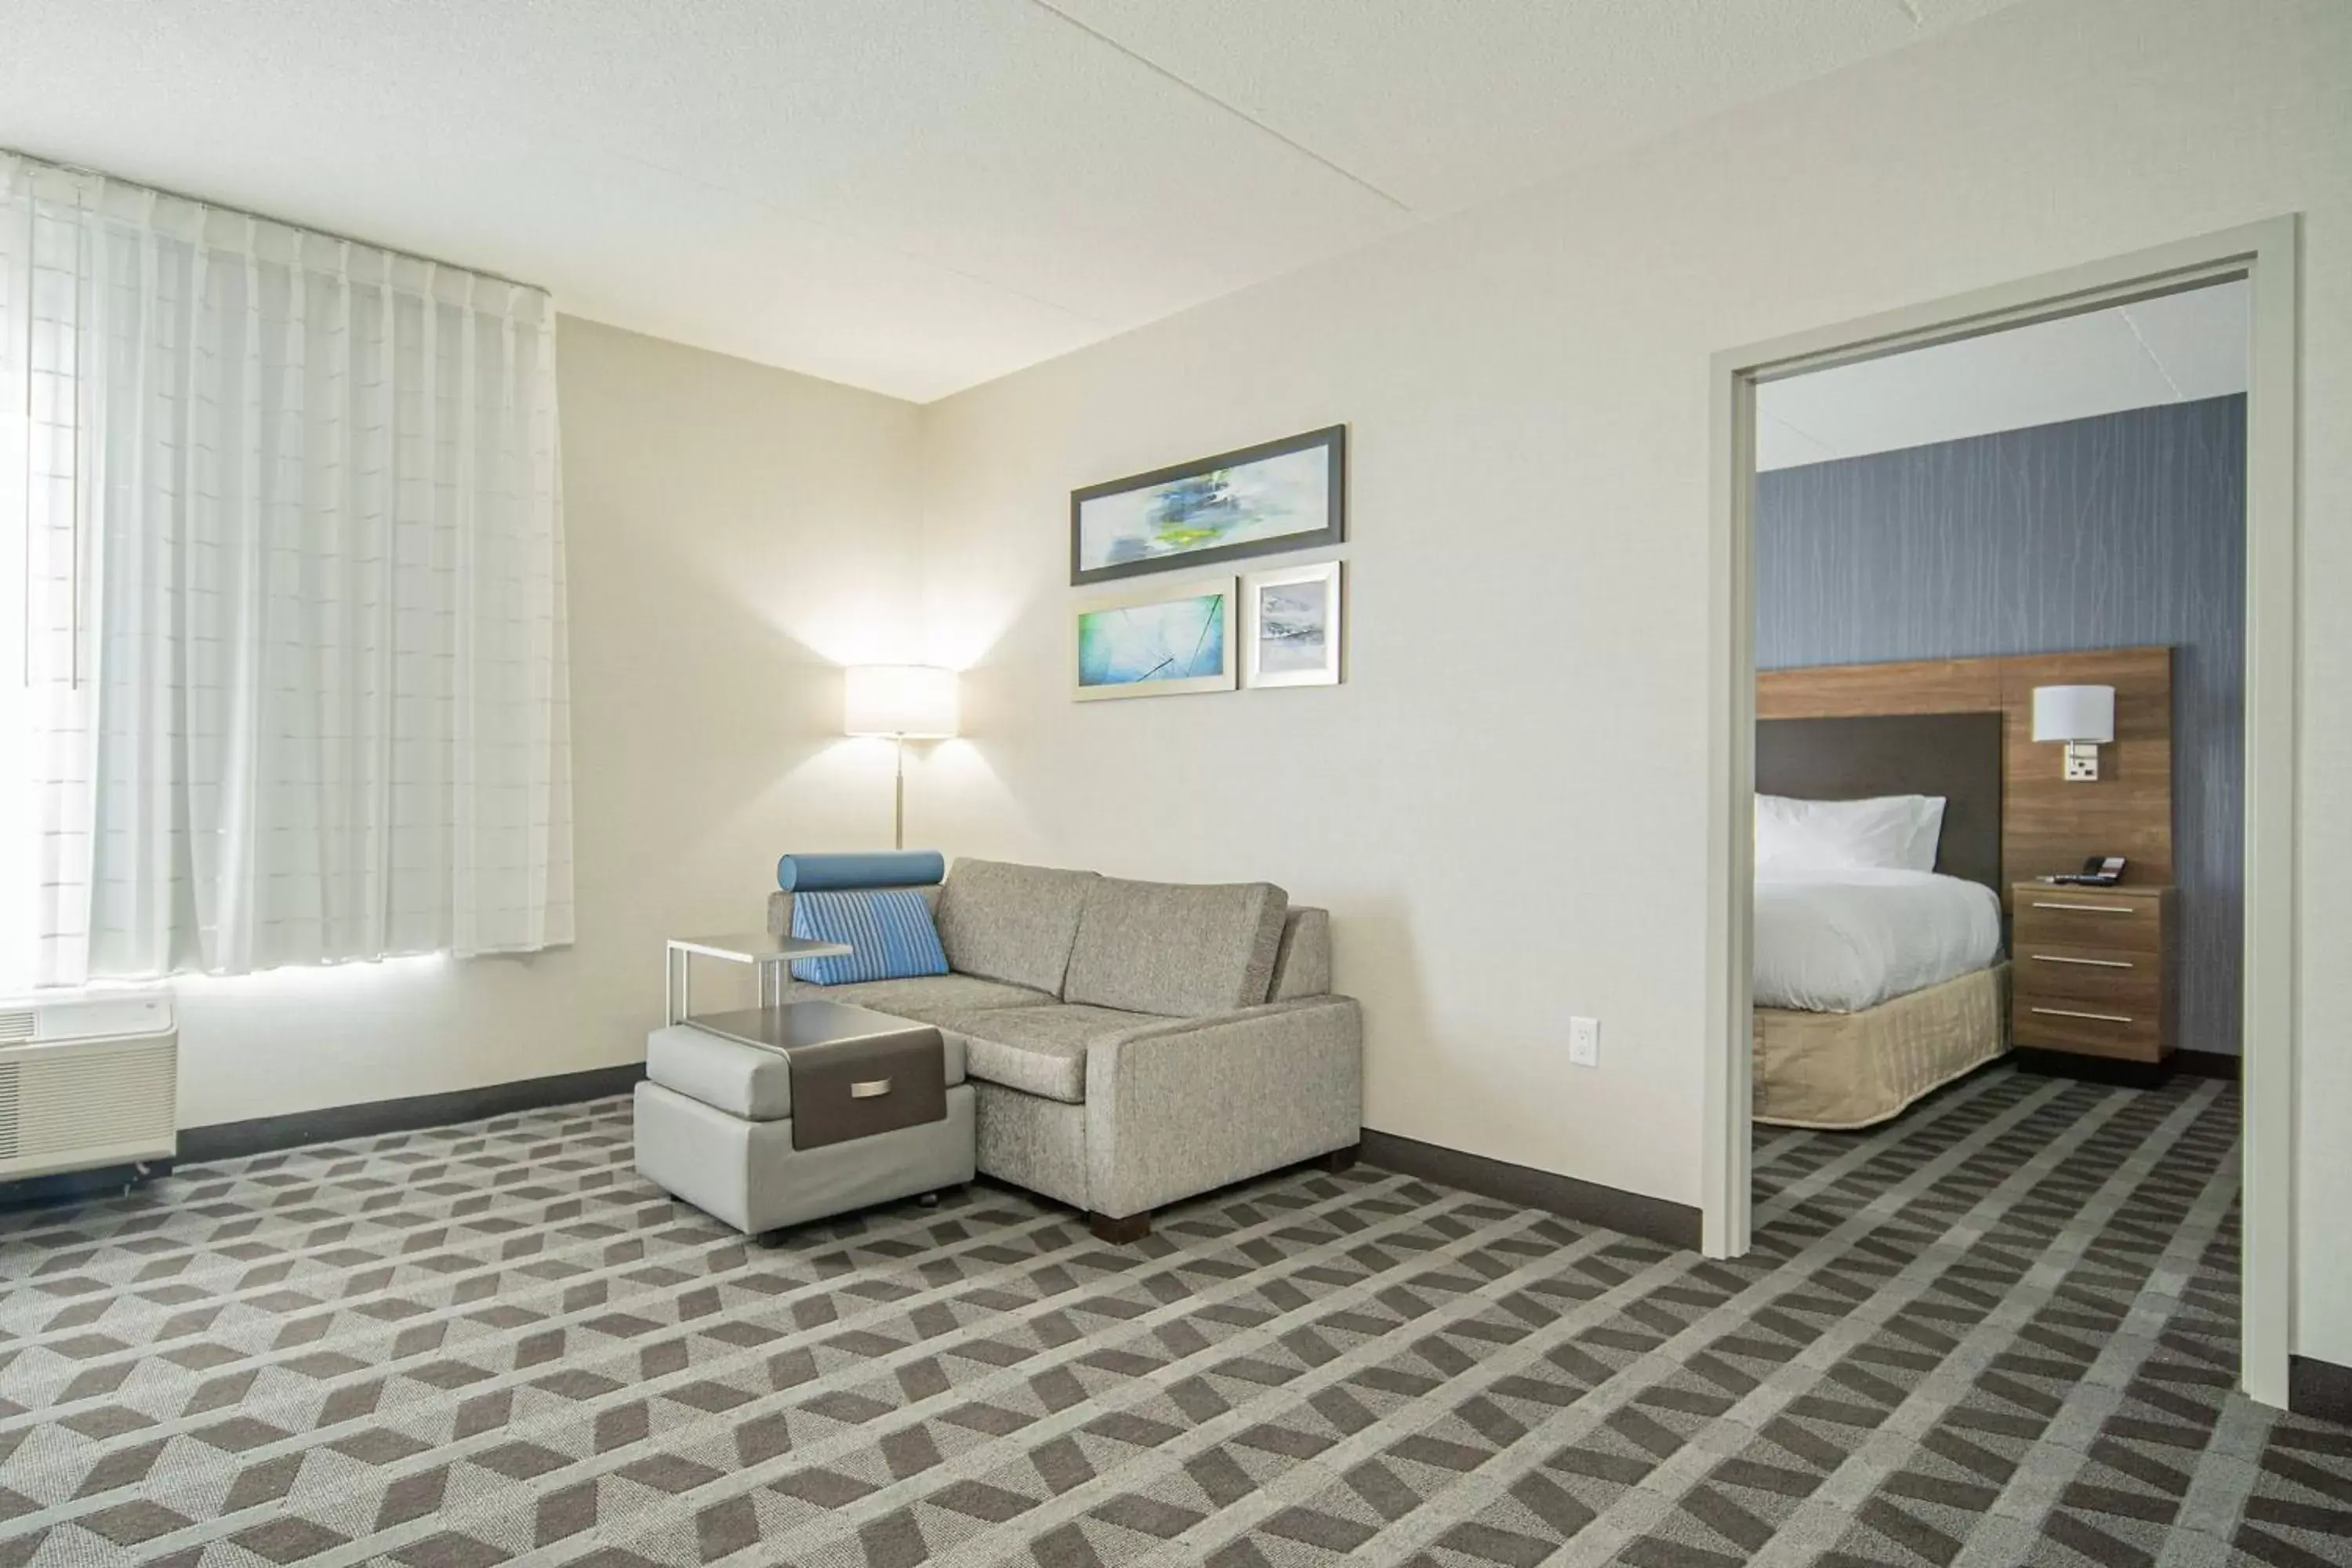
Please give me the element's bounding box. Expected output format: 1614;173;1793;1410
1752;712;2011;1129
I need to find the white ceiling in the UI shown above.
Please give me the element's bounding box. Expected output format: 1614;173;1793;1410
1756;280;2249;470
1;0;2022;403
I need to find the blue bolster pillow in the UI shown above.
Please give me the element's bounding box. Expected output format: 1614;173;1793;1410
775;849;946;893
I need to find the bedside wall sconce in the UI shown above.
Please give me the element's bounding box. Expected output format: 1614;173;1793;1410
2032;684;2115;782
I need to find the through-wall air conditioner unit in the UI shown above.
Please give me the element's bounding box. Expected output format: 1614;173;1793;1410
0;993;178;1182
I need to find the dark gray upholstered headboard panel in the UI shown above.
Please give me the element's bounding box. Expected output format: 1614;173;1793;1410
1755;712;2005;894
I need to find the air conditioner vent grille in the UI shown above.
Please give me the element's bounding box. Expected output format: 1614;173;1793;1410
0;1035;176;1172
0;1010;34;1043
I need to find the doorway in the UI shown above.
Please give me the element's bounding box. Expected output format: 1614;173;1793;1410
1702;220;2299;1406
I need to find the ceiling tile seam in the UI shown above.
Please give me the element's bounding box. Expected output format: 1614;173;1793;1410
1022;0;1414;214
2116;304;2187;403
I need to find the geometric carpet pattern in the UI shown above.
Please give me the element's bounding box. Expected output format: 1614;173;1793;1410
1;1065;2345;1566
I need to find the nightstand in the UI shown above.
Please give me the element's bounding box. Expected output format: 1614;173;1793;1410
2009;881;2176;1076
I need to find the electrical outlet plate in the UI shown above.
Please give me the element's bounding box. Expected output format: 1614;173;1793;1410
1569;1015;1599;1068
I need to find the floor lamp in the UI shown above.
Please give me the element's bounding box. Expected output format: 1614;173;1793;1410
843;666;959;850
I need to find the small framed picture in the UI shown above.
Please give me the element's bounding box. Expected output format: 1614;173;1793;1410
1242;561;1343;688
1072;577;1236;702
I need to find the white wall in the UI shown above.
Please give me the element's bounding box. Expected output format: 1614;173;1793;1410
172;318;924;1128
912;0;2352;1359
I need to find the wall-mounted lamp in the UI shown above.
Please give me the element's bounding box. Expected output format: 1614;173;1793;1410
2031;684;2114;782
844;666;959;849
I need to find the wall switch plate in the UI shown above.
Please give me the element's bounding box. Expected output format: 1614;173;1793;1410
1569;1016;1599;1067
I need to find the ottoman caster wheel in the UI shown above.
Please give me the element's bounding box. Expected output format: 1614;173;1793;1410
919;1192;939;1207
753;1229;789;1250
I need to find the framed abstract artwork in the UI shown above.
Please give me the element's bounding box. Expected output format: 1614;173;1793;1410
1242;560;1343;688
1072;578;1236;702
1070;425;1345;586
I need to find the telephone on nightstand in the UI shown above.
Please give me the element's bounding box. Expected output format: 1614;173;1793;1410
2041;855;2126;886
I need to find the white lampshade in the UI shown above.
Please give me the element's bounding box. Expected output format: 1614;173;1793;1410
2031;684;2115;744
844;665;959;739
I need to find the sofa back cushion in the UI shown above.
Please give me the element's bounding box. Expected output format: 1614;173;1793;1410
933;859;1100;995
1269;907;1332;1000
1062;877;1289;1017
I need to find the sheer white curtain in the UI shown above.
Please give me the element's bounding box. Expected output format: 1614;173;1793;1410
0;151;572;985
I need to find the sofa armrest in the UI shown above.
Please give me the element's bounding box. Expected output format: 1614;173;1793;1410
1084;996;1363;1221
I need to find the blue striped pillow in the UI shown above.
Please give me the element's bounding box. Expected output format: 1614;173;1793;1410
789;890;949;985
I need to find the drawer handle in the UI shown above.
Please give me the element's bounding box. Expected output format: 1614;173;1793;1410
2028;953;2135;969
849;1079;892;1099
2030;1005;2135;1024
2030;901;2138;914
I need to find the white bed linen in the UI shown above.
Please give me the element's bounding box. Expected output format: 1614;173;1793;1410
1755;867;2002;1013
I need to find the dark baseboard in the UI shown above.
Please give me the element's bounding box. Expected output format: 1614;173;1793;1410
0;1160;176;1213
2171;1050;2241;1081
1359;1129;1704;1252
2290;1355;2352;1428
2013;1048;2241;1088
179;1062;646;1163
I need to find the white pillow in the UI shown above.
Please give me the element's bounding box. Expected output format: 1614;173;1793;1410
1755;793;1946;873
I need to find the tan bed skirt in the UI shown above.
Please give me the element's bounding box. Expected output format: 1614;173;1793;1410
1755;963;2009;1131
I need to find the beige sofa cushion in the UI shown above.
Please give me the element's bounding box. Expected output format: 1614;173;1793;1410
944;1004;1151;1104
1062;877;1289;1018
933;859;1099;996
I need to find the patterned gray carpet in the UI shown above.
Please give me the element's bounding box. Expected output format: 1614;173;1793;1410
0;1064;2345;1566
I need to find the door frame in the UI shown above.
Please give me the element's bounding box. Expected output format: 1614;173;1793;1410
1703;217;2301;1406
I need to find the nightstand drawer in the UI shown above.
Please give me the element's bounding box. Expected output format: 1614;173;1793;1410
2013;1000;2163;1060
2009;880;2173;1067
2013;944;2159;1012
2013;892;2162;954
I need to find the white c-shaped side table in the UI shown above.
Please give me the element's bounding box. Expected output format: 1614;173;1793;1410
664;931;853;1027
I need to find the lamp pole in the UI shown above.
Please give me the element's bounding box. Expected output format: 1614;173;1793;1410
843;665;955;851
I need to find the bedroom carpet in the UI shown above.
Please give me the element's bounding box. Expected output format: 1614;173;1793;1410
0;1065;2344;1567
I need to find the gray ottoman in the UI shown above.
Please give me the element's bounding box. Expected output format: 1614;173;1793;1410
634;1000;975;1236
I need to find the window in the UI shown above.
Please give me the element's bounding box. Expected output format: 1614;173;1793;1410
0;618;34;993
1;151;572;987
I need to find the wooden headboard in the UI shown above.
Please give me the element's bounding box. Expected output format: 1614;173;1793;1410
1757;646;2173;906
1756;713;2005;893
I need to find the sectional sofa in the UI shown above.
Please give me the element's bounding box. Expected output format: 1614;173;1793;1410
766;858;1363;1240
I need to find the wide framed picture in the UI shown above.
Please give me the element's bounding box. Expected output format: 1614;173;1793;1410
1070;425;1345;586
1242;560;1344;688
1072;577;1236;702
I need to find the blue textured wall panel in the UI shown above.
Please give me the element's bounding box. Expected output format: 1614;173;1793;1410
1758;394;2245;1053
